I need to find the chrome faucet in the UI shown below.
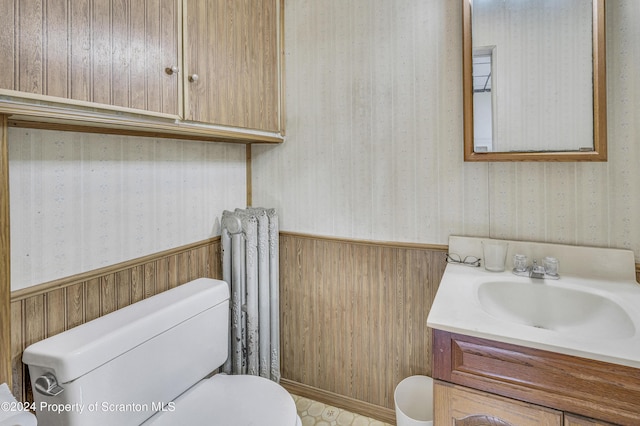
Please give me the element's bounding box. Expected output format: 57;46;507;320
530;260;546;279
512;257;560;280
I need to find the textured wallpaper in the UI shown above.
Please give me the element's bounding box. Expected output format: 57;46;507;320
9;1;640;291
252;0;640;260
254;0;489;244
9;129;246;290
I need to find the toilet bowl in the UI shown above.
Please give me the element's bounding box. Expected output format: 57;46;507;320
143;375;300;425
0;412;37;426
0;383;37;426
22;278;301;426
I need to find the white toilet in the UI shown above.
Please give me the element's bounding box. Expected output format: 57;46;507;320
22;278;302;426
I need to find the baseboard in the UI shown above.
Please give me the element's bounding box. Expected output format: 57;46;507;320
281;378;396;425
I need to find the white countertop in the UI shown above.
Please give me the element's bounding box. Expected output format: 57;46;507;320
427;236;640;369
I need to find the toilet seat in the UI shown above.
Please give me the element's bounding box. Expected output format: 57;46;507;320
142;374;299;425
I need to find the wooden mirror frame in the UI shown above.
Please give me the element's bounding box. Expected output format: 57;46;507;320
463;0;607;162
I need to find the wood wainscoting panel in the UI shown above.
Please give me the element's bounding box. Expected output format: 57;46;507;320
10;238;222;402
279;232;447;417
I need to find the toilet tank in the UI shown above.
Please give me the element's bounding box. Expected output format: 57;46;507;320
22;278;230;426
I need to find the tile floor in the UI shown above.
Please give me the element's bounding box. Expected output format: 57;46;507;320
293;394;394;426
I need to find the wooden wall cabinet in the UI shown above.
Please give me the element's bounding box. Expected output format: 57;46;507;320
0;0;181;117
184;0;281;133
0;0;284;143
433;330;640;426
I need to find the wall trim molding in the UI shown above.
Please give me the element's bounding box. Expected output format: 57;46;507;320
278;230;640;282
10;237;222;401
280;231;449;252
281;379;396;425
246;144;252;206
12;234;638;303
280;232;640;283
1;114;11;386
10;237;221;302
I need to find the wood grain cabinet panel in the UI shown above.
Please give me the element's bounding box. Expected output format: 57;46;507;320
564;414;616;426
0;0;285;142
433;330;640;426
0;0;181;117
434;381;562;426
184;0;281;132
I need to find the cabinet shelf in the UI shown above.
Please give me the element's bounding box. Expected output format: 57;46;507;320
0;96;284;144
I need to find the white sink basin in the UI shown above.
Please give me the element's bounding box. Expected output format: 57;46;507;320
428;236;640;368
477;281;636;339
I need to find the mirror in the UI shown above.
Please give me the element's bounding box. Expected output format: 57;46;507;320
463;0;607;161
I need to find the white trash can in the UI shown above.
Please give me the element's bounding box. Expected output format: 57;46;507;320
394;375;434;426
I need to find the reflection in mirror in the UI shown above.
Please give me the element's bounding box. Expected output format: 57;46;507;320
473;47;494;152
463;0;607;161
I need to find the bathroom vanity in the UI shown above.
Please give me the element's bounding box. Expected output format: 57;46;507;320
428;236;640;426
432;330;638;425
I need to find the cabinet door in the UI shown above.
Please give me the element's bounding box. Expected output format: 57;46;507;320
184;0;281;132
0;0;180;117
434;381;562;426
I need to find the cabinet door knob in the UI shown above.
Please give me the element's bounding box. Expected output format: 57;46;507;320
165;65;180;75
189;74;199;82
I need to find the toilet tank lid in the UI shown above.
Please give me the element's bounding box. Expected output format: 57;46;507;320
22;278;229;384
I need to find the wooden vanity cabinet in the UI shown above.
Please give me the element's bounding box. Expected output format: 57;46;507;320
432;330;640;426
564;414;617;426
183;0;281;132
435;381;562;426
0;0;181;117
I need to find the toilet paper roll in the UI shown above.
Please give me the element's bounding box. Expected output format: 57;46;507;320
0;383;37;425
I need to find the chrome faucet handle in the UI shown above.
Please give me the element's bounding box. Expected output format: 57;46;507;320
512;258;560;280
35;372;64;396
543;256;559;276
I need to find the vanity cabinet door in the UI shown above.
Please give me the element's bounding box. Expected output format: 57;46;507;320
183;0;281;132
0;0;180;117
434;381;562;426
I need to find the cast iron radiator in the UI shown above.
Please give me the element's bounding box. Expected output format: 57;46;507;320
221;208;280;382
